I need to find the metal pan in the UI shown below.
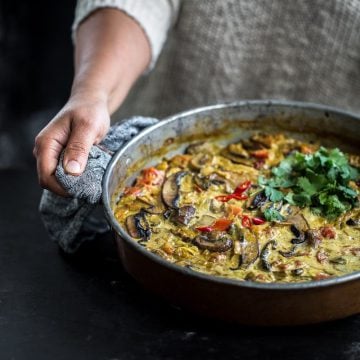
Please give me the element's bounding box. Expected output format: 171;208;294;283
103;100;360;326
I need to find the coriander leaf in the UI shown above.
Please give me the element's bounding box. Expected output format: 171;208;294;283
292;193;312;207
264;208;285;222
265;186;284;202
297;177;317;195
257;146;359;219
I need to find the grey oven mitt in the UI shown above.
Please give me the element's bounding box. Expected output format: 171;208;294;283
39;116;159;253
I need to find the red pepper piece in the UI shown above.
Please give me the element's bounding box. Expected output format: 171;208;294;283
250;149;269;159
215;193;248;202
195;225;213;232
196;218;232;232
320;226;336;239
252;217;266;225
233;180;252;194
123;186;143;196
214;195;232;202
214;180;251;202
137;167;164;186
242;215;252;228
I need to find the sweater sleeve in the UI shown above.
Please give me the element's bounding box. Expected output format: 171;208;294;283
72;0;181;70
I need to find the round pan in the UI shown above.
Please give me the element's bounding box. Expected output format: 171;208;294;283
103;100;360;326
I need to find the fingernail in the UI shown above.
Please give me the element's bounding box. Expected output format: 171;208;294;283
65;160;81;174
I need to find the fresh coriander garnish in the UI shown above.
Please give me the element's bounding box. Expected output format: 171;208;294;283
263;208;285;222
259;147;359;219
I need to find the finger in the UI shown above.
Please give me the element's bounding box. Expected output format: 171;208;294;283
35;136;69;196
63;120;97;176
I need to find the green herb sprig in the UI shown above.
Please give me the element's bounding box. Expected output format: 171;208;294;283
259;147;359;220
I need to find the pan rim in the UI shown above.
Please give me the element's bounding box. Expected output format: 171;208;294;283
103;99;360;291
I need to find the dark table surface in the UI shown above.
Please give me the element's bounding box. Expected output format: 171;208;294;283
1;167;360;360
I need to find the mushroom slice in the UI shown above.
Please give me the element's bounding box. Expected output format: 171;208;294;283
279;245;299;258
228;143;249;158
221;149;254;166
126;211;151;240
189;153;212;170
305;229;322;249
173;205;196;225
250;133;274;149
241;138;264;151
260;240;277;271
240;229;260;268
185;142;215;155
343;209;360;229
286;213;309;232
247;190;267;210
193;231;233;252
162;171;188;208
194;173;227;191
209;199;226;214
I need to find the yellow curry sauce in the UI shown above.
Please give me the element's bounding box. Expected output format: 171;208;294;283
114;133;360;283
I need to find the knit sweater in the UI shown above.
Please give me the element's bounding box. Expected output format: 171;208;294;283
74;0;360;119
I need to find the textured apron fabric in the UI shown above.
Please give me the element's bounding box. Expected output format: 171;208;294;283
116;0;360;120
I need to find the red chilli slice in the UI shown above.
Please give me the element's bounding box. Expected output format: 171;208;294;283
242;215;252;228
252;217;266;225
215;180;251;202
196;218;232;232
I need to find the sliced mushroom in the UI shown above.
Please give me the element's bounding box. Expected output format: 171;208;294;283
194;173;227;190
193;231;233;252
305;229;322;249
247;190;267;210
250;133;274;149
208;173;227;185
126;215;139;238
194;175;210;190
346;218;360;227
173;205;196;225
126;211;151;240
162;171;188;208
292;268;304;276
228;143;249;158
344;209;360;229
279;245;299;258
209;199;226;214
185;142;215;155
189;153;212;170
240;229;259;268
260;240;277;272
241;138;264;151
228;224;259;268
221;149;254;166
286;213;309;232
291;237;306;245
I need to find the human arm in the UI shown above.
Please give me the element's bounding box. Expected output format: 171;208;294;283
33;8;151;196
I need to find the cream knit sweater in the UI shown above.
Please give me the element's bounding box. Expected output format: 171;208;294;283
74;0;360;118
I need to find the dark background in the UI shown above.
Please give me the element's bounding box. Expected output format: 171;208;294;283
1;1;360;360
0;0;73;169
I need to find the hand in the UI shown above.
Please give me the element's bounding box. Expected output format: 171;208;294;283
33;92;110;196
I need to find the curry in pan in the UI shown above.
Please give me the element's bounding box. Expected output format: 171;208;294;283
114;132;360;283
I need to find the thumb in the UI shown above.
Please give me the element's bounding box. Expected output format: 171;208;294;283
63;122;97;176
